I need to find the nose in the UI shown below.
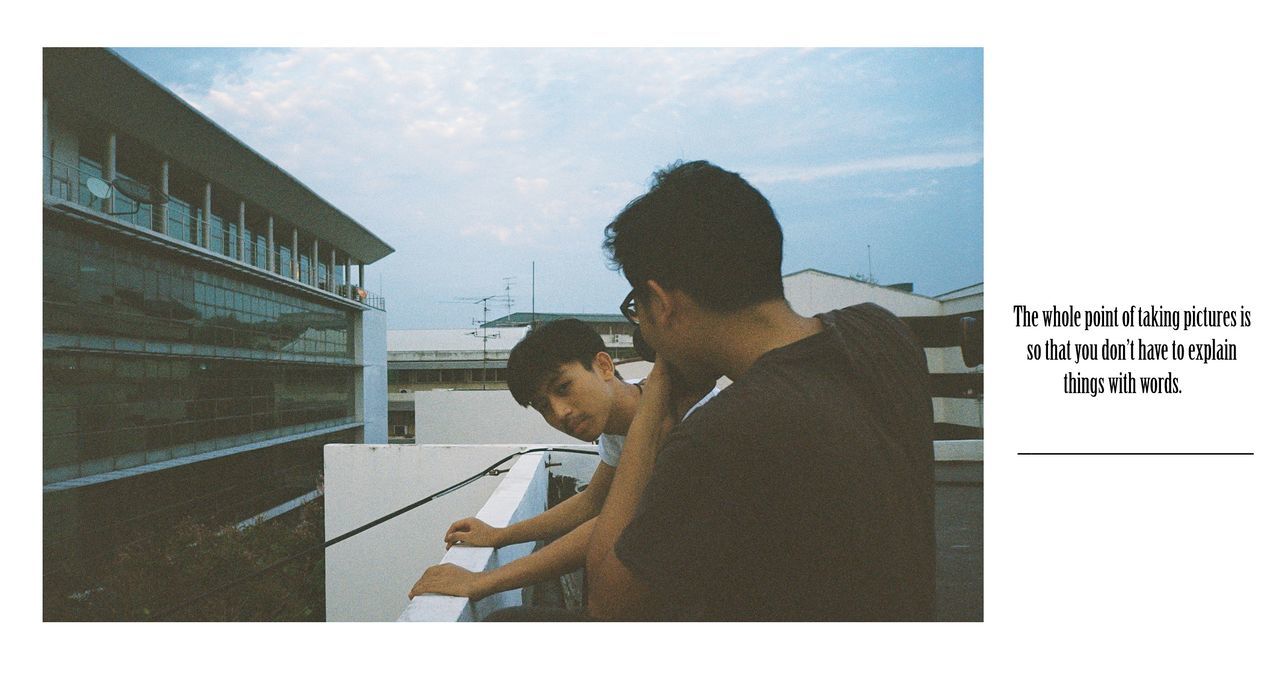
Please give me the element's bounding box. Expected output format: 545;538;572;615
549;397;573;422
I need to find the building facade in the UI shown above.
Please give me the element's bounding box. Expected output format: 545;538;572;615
42;49;393;601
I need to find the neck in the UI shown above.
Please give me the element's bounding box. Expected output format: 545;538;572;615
701;300;823;380
602;379;643;435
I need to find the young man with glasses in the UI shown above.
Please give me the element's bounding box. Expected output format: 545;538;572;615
587;160;936;621
407;318;715;605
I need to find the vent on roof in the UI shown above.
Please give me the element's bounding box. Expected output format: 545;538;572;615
886;282;914;293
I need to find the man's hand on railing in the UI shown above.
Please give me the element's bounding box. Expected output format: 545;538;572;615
409;563;491;600
444;516;506;550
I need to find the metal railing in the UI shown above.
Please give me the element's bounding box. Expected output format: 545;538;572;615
44;155;385;311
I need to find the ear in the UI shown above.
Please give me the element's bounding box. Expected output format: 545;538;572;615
592;350;616;380
645;279;677;327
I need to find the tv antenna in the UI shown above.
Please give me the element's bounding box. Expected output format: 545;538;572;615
501;276;517;321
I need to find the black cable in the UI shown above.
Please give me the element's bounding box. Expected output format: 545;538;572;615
150;446;598;620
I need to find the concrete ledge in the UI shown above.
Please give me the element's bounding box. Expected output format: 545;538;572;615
398;452;548;622
934;439;983;461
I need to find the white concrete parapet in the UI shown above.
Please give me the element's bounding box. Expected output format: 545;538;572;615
398;452;548;621
934;439;983;461
324;444;558;621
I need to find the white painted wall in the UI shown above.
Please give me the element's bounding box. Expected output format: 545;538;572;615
414;389;578;445
398;452;548;622
940;291;984;315
324;443;597;621
359;308;388;444
615;360;733;391
784;269;944;318
324;444;528;621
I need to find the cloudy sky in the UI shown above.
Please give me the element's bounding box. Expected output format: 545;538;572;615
115;48;983;329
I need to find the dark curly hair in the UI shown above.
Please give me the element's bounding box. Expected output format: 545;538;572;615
603;160;784;311
507;319;616;407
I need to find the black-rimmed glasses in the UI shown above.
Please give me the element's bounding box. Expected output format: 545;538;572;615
619;287;639;325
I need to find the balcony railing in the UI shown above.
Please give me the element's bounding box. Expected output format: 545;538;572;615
44;155;386;311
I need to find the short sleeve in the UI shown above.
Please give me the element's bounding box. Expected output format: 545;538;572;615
598;433;624;467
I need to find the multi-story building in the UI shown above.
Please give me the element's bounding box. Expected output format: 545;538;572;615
42;49;394;597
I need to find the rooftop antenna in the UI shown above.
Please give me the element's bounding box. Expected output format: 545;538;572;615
867;244;873;284
531;261;537;330
466;295;501;390
501;276;517;321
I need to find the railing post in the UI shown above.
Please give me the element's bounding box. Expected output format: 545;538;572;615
158;160;169;233
236;201;246;262
203;182;212;250
106;132;117;214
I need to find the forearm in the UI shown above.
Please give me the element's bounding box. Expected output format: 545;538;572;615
498;488;600;545
472;518;595;598
586;410;669;616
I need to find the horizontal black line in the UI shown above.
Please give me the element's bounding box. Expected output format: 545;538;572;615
1018;452;1254;456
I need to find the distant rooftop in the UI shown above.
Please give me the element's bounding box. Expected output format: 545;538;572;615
388;327;530;353
481;312;631;328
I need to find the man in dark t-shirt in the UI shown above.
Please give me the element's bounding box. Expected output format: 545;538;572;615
584;161;935;621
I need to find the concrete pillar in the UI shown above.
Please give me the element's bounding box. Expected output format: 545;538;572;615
330;249;337;292
267;216;276;273
203;183;212;250
292;228;300;281
311;239;319;287
158;160;169;233
345;257;352;290
106;133;117;214
238;201;247;262
359;262;365;290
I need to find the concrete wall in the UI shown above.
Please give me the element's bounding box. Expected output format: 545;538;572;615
414;389;578;445
615;360;734;391
398;453;548;622
784;270;944;318
324;443;598;621
324;444;537;620
940;291;983;316
358;308;388;444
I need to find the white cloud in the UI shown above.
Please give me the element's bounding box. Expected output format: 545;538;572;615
748;152;984;184
145;47;982;327
514;177;550;194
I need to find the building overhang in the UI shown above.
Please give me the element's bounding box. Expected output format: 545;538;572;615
43;48;394;265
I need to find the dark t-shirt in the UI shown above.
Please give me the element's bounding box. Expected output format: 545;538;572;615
614;303;936;621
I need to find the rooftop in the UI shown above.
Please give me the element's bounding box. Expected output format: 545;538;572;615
387;327;530;353
44;48;393;265
481;312;631;327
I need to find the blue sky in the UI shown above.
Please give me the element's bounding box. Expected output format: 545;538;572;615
115;48;983;329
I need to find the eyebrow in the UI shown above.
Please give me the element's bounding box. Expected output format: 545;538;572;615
531;373;566;407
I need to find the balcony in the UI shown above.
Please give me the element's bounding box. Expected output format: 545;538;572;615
43;155;386;311
323;440;983;622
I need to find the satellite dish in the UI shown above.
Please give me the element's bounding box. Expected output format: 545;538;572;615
85;177;111;200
